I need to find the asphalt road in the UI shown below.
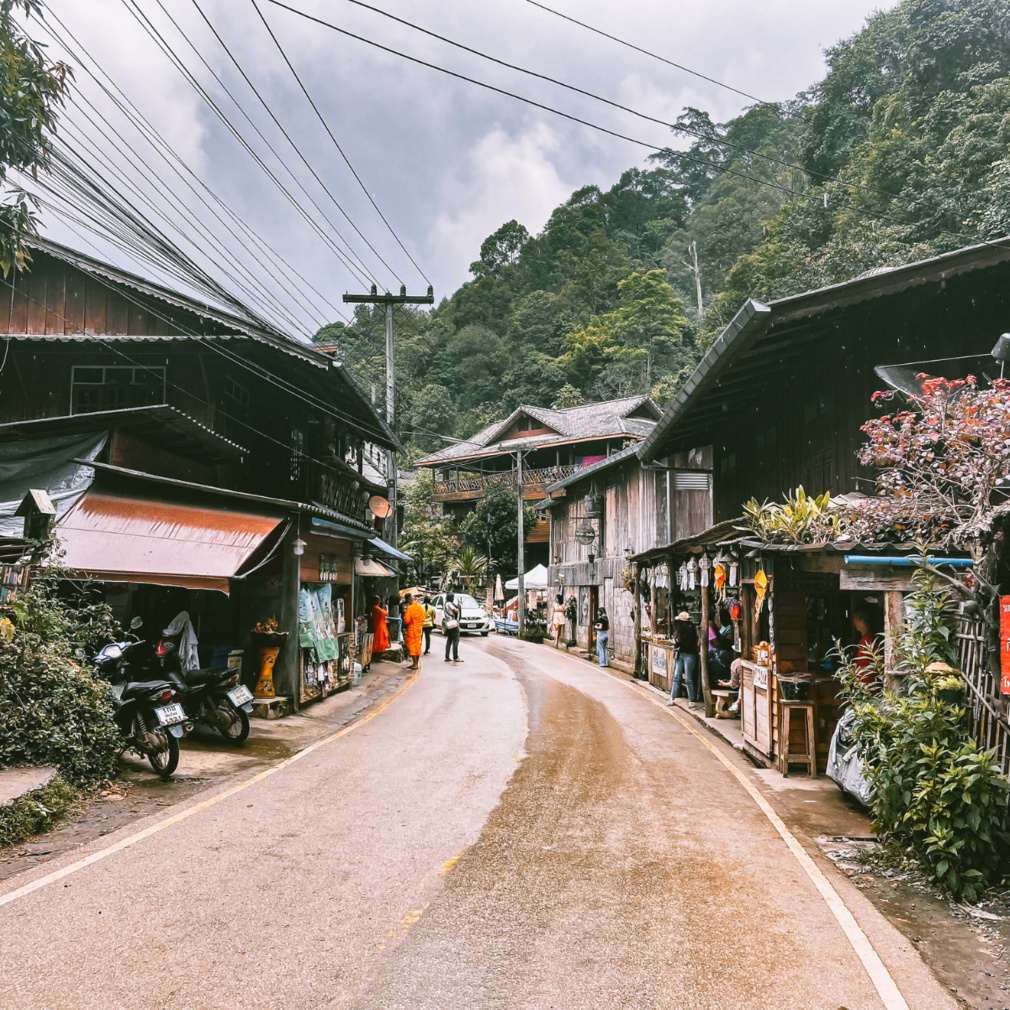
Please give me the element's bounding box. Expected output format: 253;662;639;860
1;638;957;1009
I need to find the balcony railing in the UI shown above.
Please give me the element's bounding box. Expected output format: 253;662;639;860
432;464;578;498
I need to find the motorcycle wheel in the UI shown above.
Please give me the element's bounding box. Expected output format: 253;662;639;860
147;729;179;779
217;703;250;745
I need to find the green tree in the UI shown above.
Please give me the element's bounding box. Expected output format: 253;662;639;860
0;1;72;275
399;470;460;585
459;480;537;579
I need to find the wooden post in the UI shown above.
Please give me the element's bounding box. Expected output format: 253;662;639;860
699;573;714;717
633;570;643;678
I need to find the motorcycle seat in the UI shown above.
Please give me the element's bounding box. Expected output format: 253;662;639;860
184;667;228;687
122;680;174;701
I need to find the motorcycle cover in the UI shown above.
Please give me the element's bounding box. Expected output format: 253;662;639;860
826;708;874;808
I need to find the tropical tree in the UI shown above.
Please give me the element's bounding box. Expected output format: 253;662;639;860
0;1;72;275
399;470;459;586
459;480;538;580
450;546;487;591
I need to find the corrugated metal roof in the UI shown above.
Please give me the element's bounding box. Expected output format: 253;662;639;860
56;491;284;593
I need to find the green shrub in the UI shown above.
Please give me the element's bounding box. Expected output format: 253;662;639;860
0;773;78;849
519;626;546;643
838;564;1010;901
0;557;121;786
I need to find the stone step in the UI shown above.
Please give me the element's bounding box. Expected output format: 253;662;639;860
250;696;293;720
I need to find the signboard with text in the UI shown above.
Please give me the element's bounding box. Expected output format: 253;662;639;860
1001;596;1010;694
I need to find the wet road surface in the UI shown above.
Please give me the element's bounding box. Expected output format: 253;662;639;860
0;638;956;1008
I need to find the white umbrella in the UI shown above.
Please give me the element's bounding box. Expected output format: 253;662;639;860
494;573;505;602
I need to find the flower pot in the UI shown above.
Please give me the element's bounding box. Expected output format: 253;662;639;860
938;687;965;705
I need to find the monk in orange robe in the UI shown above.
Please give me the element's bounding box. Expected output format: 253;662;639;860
370;597;390;657
401;593;426;669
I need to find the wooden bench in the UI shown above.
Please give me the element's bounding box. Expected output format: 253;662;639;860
712;689;738;718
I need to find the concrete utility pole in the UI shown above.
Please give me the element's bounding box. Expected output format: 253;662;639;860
516;448;525;635
684;240;703;315
343;284;433;546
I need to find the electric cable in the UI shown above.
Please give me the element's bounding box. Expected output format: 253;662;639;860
249;0;430;286
291;0;899;202
116;0;380;290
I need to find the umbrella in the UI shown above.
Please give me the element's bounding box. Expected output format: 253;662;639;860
505;564;549;590
494;574;504;602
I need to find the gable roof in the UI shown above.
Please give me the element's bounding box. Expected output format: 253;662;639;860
639;236;1010;462
414;395;660;467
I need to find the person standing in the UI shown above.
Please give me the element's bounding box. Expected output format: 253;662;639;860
669;611;700;708
422;595;436;654
443;591;462;663
401;593;426;671
551;593;566;648
370;596;389;659
594;607;610;667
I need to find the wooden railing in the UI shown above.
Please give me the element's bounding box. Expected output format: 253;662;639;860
432;464;579;497
956;615;1010;776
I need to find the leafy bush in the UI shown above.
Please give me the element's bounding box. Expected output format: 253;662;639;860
838;564;1010;901
519;626;546;643
0;558;121;785
0;773;77;849
741;486;838;544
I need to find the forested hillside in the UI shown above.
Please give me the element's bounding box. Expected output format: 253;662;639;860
316;0;1010;459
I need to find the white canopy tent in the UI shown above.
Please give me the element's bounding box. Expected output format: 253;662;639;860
505;563;549;590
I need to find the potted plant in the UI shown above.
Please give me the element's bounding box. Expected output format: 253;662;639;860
936;674;966;705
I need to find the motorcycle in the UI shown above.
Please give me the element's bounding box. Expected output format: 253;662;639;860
154;635;254;746
93;620;190;779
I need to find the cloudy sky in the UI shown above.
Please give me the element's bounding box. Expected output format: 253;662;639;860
42;0;897;336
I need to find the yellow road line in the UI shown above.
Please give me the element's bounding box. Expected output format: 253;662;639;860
534;645;911;1010
0;667;422;910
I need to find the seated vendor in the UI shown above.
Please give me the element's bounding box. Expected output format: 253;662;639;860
718;658;744;714
708;632;734;688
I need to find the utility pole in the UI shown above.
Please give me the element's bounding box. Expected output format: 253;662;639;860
516;448;525;635
343;283;433;546
684;240;703;315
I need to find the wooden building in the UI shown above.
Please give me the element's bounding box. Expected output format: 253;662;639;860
0;239;402;708
414;397;660;570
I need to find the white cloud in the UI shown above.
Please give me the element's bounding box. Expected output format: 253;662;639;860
429;122;573;287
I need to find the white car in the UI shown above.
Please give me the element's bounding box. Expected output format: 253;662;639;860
430;593;492;635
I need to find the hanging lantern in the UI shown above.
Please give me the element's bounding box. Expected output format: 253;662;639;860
713;560;727;599
729;558;739;588
754;567;769;616
698;553;711;588
687;556;698;590
678;562;689;592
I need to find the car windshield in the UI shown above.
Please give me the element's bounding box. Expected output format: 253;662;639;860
457;595;481;610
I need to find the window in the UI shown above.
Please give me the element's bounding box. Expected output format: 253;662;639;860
290;427;305;482
71;365;166;414
224;375;250;409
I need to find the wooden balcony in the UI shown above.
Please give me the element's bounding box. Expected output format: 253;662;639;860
432;465;578;502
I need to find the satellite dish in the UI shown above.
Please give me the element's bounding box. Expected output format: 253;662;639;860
575;524;596;545
368;495;392;518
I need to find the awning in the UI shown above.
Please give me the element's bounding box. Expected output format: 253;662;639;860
370;536;412;562
56;492;285;593
355;557;394;577
310;516;373;539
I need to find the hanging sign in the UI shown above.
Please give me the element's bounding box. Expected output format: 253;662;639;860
1000;596;1010;694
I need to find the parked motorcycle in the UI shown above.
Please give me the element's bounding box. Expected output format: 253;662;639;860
154;636;254;745
93;621;189;779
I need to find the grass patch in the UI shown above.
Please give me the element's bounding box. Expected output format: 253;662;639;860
0;773;79;851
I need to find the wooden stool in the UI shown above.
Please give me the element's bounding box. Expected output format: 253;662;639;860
712;690;738;718
778;701;817;778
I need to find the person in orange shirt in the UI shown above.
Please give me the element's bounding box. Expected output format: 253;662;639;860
401;593;426;670
370;596;390;657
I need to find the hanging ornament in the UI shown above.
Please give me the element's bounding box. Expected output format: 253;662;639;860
687;557;698;590
678;562;689;592
729;559;739;588
713;560;727;600
754;567;769;616
698;553;711;588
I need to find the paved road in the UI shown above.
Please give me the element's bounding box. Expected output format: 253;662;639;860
1;639;955;1009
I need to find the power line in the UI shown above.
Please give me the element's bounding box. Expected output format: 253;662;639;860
524;0;773;110
288;0;899;203
43;6;345;323
179;0;406;287
250;0;430;287
116;0;380;291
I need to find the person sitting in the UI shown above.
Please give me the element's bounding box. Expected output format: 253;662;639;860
708;633;734;688
718;658;744;714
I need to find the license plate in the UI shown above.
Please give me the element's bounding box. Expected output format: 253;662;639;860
228;685;254;706
155;703;185;727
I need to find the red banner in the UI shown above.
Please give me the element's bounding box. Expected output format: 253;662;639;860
1000;597;1010;694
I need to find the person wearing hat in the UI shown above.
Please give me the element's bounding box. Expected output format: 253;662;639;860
669;610;700;708
594;607;610;667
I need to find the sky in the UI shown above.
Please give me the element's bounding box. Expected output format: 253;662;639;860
42;0;899;337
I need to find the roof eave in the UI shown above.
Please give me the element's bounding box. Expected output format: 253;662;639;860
638;299;772;463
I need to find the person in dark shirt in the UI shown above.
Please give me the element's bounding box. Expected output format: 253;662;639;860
669;611;700;708
594;607;610;667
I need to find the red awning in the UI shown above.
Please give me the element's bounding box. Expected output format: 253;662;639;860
56;492;284;593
